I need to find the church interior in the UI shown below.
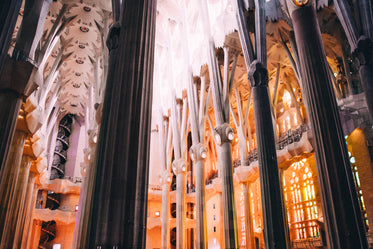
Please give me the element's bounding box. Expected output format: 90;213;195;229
0;0;372;248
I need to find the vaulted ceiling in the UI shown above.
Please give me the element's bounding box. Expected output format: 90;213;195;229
8;0;345;124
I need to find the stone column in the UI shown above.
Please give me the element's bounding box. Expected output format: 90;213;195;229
16;172;37;249
242;182;254;249
0;0;50;173
287;2;368;248
29;220;43;249
0;154;32;249
159;170;172;249
190;143;207;249
75;129;98;249
234;166;258;249
84;1;157;248
0;124;27;241
0;59;34;172
248;62;288;249
172;159;187;249
213;123;238;249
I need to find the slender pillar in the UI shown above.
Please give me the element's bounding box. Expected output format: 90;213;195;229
85;1;157;248
249;62;288;249
234;166;256;249
288;3;368;248
30;220;43;249
16;173;37;249
242;182;254;249
160;171;171;249
213;124;238;248
172;159;187;249
190;144;207;249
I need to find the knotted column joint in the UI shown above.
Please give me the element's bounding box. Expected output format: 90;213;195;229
189;143;207;163
159;170;172;186
106;22;121;52
213;123;234;146
172;159;187;175
353;36;373;66
248;60;269;87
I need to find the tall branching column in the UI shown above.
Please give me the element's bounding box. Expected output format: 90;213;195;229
158;115;172;249
249;62;288;249
287;2;368;248
160;171;171;249
0;0;51;173
189;143;207;248
171;95;188;249
231;88;257;249
0;101;42;248
85;0;157;248
234;0;288;248
77;22;119;249
186;75;209;249
198;3;239;246
0;130;27;241
0;154;32;249
172;160;187;249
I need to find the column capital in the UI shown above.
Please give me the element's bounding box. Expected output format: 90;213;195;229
95;102;103;125
23;134;44;159
172;159;187;175
234;165;259;183
106;22;121;51
189;143;207;163
213;123;234;145
88;129;98;148
281;0;314;17
0;56;36;96
30;157;46;175
158;170;172;185
353;36;373;66
248;60;269;87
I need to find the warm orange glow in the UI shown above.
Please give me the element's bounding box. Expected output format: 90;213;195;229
285;158;319;240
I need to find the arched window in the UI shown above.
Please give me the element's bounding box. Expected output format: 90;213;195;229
284;158;319;240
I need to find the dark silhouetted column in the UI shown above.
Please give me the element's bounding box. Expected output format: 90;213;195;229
290;4;368;248
85;0;157;248
249;62;288;249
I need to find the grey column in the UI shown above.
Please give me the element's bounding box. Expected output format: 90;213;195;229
241;182;254;249
160;171;171;249
290;4;368;248
0;129;27;241
190;144;207;249
16;173;37;249
172;159;187;249
0;0;50;173
213;124;238;249
249;62;288;249
0;154;32;249
85;0;157;248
